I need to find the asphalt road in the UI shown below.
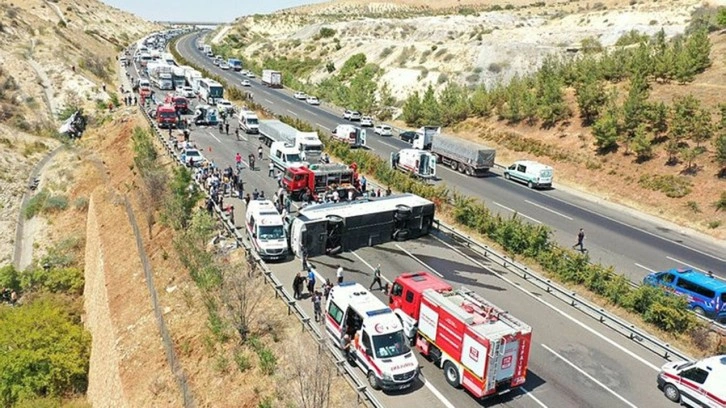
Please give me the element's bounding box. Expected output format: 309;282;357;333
177;33;725;286
128;41;684;407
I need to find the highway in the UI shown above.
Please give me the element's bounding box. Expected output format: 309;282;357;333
128;34;701;407
177;33;725;286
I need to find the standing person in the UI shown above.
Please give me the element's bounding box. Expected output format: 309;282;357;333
235;128;240;140
360;175;367;193
323;278;333;301
257;145;263;160
235;152;242;169
301;247;308;271
248;153;255;170
268;161;274;177
307;266;316;294
312;291;322;322
284;195;292;213
292;273;304;300
572;228;586;253
369;264;383;291
336;265;344;284
252;189;259;200
225;122;230;135
385;186;392;196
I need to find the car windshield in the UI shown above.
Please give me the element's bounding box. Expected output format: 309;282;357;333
541;169;553;178
247;118;258;125
160;111;176;118
285;153;302;162
304;145;322;152
372;331;410;359
185;150;200;158
258;225;284;240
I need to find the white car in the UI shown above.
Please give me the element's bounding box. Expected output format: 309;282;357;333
246;72;256;78
216;99;234;114
294;91;307;100
179;86;195;98
343;109;353;120
212;58;220;66
360;116;373;127
181;148;204;167
220;62;230;70
306;96;320;105
240;69;250;76
374;124;393;136
349;111;362;121
241;79;251;87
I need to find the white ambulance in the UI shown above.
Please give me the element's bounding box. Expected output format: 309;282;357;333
244;200;288;261
657;355;726;408
325;282;419;391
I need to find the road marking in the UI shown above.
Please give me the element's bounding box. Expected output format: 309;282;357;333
207;131;221;143
525;200;573;220
315;123;329;131
520;386;549;408
264;99;274;105
286;109;298;117
493;202;542;224
350;251;392;285
634;263;656;273
430;233;662;372
542;344;638;408
666;256;724;281
394;244;443;277
422;378;457;408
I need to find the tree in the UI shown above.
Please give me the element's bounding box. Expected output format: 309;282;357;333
469;85;493;117
536;76;569;128
592;108;620;152
285;336;334;408
714;131;726;177
220;262;266;342
420;85;441;125
401;91;422;126
438;82;469;126
650;29;673;82
646;101;669;137
691;108;713;148
718;8;726;27
161;166;203;231
376;81;395;119
338;53;366;81
680;146;702;171
685;29;712;74
0;294;91;406
669;95;701;142
575;74;607;125
630;124;653;161
621;72;649;152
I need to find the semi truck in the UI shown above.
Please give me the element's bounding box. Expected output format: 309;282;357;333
185;69;203;92
262;69;282;88
258;120;323;162
390;148;437;179
389;271;532;399
282;162;358;201
288;193;435;257
227;58;243;71
171;66;186;89
413;127;495;177
325;282;420;391
148;62;174;90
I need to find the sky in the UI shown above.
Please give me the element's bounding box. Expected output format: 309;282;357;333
100;0;330;23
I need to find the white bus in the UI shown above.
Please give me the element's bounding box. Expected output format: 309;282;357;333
289;193;435;258
198;78;224;105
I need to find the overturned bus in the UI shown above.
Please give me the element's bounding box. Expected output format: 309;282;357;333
289;193;435;257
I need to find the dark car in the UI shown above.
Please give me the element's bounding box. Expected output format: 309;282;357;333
399;131;417;143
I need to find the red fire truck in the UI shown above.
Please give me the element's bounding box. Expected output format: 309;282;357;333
156;104;178;129
282;162;359;200
389;271;532;399
164;93;188;113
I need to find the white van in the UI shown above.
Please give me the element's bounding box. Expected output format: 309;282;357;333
503;160;553;189
269;142;306;172
238;110;259;134
657;355;726;408
245;200;288;261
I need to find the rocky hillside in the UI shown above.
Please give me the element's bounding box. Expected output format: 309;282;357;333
0;0;160;264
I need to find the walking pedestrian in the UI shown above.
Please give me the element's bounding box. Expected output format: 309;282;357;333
284;195;291;213
572;228;586;252
258;145;263;160
235;152;242;169
268;162;275;177
312;291;322;322
307;267;316;294
244;193;251;206
293;273;304;300
369;264;383;291
248;154;255;170
336;264;344;284
225;122;229;135
235;128;240;140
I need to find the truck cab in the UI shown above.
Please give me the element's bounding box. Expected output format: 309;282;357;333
326;282;419;391
164;94;188;114
333;124;366;147
245;200;288;261
269;142;306;172
156;104;178;128
412;126;440;150
389;272;453;340
295;132;323;163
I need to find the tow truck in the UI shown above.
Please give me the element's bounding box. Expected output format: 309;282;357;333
282;162;358;200
389;271;532;399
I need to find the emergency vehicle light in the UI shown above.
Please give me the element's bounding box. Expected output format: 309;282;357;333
366;308;392;317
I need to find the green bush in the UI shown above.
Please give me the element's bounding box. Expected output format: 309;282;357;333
42;194;69;213
638;174;692;198
318;27;336;38
25;189;49;219
0;265;20;292
20;267;84;295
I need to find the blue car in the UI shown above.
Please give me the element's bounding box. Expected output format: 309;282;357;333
643;268;726;323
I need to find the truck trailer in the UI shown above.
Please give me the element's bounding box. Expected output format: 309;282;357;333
148;62;174;90
413;128;496;176
258;120;323;162
262;69;282;88
288;193;435;257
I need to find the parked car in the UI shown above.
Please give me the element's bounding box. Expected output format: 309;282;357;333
306;96;320;105
181;148;204;167
216;99;235;114
212;58;220;66
374;124;393;136
241;79;251;87
399;130;417;143
360;116;373;127
294;91;307;100
343;109;353;120
349;111;362;121
220;62;230;70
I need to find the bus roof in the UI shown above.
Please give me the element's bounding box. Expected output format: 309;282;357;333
298;194;433;221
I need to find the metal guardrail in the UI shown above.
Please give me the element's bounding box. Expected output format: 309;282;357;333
139;106;385;408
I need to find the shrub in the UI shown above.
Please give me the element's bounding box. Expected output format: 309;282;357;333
0;265;20;292
379;46;395;59
42;194;69;213
20;267;84;295
25;189;49;219
318;27;336;38
638;174;692;198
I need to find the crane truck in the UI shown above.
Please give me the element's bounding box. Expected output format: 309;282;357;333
389;271;532;399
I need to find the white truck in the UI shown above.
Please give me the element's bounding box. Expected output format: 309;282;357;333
332;124;366;148
269;142;306;172
184;68;203;92
237;110;259;134
262;69;282;88
258;120;323;163
245;200;289;261
413;127;495;177
325;282;420;391
147;62;173;90
657;355;726;408
171;66;186;90
202;45;213;56
390;148;437;179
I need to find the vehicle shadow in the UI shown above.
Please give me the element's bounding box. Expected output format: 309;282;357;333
473;370;547;407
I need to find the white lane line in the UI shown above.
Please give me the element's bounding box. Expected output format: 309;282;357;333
264;99;274;105
525;199;573;220
666;256;725;281
350;251;392;285
430;234;662;372
493;202;542;224
542;344;638;408
286;109;298;117
520;386;549;408
634;263;656;273
422;378;457;408
207;131;221;143
315;123;329;131
394;244;443;277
